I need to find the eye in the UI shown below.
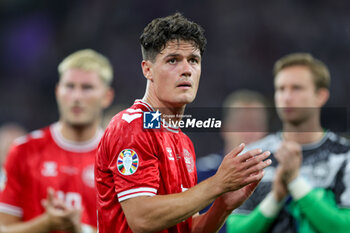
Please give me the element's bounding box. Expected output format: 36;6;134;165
65;83;74;89
82;84;94;90
189;58;199;64
167;58;177;64
293;85;302;91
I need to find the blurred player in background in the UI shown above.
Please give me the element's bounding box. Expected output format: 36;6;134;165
196;90;269;233
0;49;114;233
197;89;269;182
96;13;271;233
0;123;26;183
227;53;350;232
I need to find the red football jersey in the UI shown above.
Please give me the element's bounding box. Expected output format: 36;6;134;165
96;99;197;233
0;122;101;232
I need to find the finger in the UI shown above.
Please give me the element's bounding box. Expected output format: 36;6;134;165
226;143;245;158
238;148;263;162
47;187;55;204
244;170;265;184
41;199;48;208
244;159;272;176
244;151;271;168
53;198;68;210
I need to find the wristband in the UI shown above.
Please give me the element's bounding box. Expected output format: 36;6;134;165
259;192;284;218
287;176;312;200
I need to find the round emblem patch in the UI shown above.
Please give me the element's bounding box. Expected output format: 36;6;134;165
82;164;95;188
183;149;194;173
117;149;139;175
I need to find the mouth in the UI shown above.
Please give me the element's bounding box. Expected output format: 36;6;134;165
71;106;83;114
176;81;192;89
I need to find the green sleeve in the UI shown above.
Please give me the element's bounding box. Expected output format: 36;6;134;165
226;208;274;233
296;188;350;233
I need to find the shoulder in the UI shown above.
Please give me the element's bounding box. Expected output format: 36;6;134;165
101;107;153;150
5;126;50;164
326;131;350;147
319;131;350;155
106;107;144;134
10;126;50;151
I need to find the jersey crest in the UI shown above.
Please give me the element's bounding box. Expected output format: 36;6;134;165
183;149;194;173
82;164;95;188
117;149;139;175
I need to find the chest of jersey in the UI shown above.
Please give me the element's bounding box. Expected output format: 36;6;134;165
21;140;96;224
155;132;197;195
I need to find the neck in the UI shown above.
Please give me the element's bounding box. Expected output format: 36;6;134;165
143;95;186;123
58;120;100;142
282;116;324;144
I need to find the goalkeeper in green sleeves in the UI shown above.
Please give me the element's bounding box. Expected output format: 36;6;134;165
227;53;350;233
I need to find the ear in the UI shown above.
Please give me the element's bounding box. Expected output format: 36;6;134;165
102;87;115;109
141;60;153;81
316;88;329;107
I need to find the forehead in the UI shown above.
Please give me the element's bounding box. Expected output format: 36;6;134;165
60;68;102;84
275;65;314;87
158;40;201;57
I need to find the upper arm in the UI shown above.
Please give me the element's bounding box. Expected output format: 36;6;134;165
0;145;25;219
108;123;160;203
0;212;21;226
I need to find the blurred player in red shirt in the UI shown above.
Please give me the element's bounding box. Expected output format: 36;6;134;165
96;13;272;233
0;49;114;233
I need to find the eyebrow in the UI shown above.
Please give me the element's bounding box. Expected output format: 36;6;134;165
164;53;201;60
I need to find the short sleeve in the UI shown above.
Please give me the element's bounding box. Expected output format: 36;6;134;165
105;123;160;202
0;144;25;217
340;152;350;207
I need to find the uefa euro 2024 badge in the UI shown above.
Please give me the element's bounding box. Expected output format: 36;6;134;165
117;149;139;175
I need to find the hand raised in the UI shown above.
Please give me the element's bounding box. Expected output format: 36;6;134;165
274;141;302;184
41;187;82;233
215;143;271;194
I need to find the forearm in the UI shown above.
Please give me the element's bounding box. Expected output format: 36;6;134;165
289;177;350;233
121;176;222;233
191;197;231;233
0;214;51;233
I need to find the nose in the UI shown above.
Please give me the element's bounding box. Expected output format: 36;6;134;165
278;88;294;106
71;87;84;101
181;60;192;78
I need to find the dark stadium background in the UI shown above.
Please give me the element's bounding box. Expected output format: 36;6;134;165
1;0;350;158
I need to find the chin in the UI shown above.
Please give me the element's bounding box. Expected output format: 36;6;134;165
66;119;92;128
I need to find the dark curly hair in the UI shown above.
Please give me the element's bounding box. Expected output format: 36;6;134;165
140;13;207;62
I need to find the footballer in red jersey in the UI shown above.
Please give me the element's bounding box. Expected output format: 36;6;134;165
96;100;197;233
1;123;102;230
96;13;271;233
0;49;114;233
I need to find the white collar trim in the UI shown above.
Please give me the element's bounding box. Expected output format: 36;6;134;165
50;122;103;153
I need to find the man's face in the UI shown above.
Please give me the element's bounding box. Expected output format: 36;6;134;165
56;69;111;127
274;65;321;125
144;40;201;107
223;101;268;146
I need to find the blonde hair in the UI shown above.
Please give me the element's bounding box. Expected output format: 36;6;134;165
58;49;113;85
273;53;330;90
